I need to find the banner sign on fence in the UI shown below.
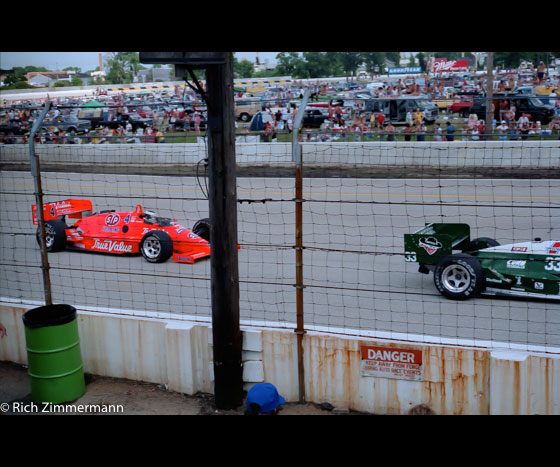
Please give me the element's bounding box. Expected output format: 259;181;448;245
388;66;422;75
432;59;470;73
360;345;424;381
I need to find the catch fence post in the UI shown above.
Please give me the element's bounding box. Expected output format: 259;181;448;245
29;101;53;305
292;89;310;403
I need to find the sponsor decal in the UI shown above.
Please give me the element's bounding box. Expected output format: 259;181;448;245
486;278;502;284
102;227;119;233
506;260;526;269
418;237;442;255
535;282;544;290
105;213;120;227
188;232;199;239
177;256;192;262
92;239;133;253
511;246;527;252
548;242;560;255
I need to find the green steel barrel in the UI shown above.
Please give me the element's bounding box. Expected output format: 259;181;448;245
22;304;85;404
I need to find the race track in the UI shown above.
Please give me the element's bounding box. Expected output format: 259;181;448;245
1;170;559;350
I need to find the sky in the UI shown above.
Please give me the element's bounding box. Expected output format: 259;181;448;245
0;52;280;71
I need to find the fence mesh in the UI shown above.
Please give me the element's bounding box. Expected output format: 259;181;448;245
1;98;559;353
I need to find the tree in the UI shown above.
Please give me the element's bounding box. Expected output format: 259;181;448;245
302;52;333;78
234;58;254;79
275;52;303;76
361;52;386;76
338;52;363;80
104;52;143;84
416;52;426;71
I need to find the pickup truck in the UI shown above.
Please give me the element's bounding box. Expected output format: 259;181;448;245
302;109;331;128
99;113;152;131
469;93;556;124
40;115;91;134
447;100;473;116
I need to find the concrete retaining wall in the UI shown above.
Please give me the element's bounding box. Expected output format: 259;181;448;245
2;301;558;414
1;141;559;169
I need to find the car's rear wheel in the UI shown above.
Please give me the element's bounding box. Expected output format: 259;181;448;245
36;219;68;252
434;253;484;300
140;230;173;263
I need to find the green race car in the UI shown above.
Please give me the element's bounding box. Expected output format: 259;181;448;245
404;223;560;300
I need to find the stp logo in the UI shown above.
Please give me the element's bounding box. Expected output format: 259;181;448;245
105;213;121;226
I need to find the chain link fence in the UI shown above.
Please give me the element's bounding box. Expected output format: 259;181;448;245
1;94;559;354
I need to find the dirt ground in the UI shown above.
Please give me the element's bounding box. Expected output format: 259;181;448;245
0;361;363;416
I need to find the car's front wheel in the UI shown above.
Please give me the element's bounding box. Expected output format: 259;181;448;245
434;253;484;300
140;230;173;263
192;218;210;242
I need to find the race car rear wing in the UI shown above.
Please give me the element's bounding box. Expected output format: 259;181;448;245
404;223;471;265
32;199;93;225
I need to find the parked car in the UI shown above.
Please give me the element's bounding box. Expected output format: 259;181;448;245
0;122;29;136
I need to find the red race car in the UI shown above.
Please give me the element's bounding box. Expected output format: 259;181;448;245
32;199;211;264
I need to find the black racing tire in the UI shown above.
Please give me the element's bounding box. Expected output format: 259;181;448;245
36;219;68;252
433;253;484;300
192;218;210;242
468;237;500;251
140;230;173;263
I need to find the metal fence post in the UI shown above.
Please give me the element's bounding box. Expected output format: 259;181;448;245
292;89;310;403
29;101;52;306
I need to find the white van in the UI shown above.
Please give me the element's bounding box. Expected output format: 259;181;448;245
234;99;263;122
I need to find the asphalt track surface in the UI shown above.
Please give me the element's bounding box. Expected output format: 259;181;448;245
1;170;559;350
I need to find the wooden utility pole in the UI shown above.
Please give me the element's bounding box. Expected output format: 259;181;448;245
205;53;243;410
139;52;242;410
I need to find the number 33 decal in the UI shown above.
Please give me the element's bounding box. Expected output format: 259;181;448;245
545;257;560;271
404;251;417;262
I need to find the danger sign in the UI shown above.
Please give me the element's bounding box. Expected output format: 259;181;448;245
360;345;424;381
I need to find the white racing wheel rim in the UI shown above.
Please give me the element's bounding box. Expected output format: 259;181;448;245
441;264;471;293
142;236;161;259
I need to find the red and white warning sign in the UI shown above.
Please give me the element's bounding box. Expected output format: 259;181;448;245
360;345;423;381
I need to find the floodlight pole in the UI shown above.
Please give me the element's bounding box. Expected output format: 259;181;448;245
205;53;243;410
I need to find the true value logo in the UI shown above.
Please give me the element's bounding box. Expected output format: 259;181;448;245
92;239;133;253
